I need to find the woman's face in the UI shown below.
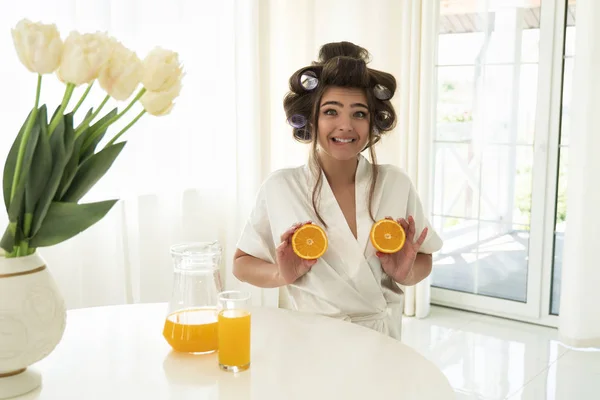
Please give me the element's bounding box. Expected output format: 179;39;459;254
316;86;371;161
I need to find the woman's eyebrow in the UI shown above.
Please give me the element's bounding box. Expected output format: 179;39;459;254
320;101;369;109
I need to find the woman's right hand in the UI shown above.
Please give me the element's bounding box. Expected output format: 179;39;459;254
276;221;318;284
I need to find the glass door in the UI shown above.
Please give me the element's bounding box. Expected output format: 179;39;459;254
431;0;571;325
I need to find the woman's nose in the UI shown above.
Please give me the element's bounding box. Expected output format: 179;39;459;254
337;115;353;131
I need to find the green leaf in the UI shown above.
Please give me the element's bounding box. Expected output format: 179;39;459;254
62;142;126;203
55;132;85;201
39;105;49;137
28;200;117;248
50;105;62;124
0;225;14;252
0;225;15;253
30;113;76;236
58;113;75;156
3;108;35;212
0;221;24;253
25;106;52;214
7;123;41;222
80;108;117;162
50;111;65;144
75;107;94;132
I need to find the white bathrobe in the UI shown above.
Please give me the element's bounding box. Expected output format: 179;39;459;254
237;155;443;340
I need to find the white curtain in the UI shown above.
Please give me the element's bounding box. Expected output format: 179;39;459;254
385;0;439;318
0;0;268;309
558;0;600;348
0;0;440;316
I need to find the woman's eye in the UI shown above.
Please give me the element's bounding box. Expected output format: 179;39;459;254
354;111;367;118
324;109;337;116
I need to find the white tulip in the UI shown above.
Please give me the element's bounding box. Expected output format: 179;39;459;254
98;39;142;101
57;31;111;86
140;79;182;116
11;19;63;74
141;47;183;92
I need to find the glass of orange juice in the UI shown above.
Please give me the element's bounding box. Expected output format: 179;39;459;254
217;290;252;372
163;242;223;354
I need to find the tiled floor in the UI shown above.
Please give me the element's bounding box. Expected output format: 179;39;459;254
401;306;600;399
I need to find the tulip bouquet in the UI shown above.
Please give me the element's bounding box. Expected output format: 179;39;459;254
2;19;183;258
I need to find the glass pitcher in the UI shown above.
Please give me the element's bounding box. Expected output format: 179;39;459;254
162;241;223;354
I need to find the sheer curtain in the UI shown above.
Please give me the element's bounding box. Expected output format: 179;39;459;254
0;0;270;309
0;0;441;317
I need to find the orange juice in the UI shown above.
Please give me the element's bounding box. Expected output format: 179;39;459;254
163;307;218;353
218;309;251;369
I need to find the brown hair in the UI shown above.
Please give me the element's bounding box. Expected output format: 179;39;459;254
283;41;397;227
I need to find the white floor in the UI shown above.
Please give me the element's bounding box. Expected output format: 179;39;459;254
401;306;600;399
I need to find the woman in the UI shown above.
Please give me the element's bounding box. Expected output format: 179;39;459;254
233;41;443;339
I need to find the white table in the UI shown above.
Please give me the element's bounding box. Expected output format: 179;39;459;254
16;303;453;399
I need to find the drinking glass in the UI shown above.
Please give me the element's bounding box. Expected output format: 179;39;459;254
217;291;251;372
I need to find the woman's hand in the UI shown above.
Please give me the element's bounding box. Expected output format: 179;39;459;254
376;216;428;283
276;221;318;284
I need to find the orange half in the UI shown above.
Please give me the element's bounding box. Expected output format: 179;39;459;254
291;224;328;260
370;219;406;253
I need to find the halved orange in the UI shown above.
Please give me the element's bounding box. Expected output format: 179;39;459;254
370;219;406;253
291;224;328;260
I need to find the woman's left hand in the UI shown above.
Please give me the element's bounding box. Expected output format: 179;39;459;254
376;215;428;283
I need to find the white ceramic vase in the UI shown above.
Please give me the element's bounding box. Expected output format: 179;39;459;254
0;251;66;399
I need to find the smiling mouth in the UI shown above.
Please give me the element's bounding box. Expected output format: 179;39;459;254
331;138;356;143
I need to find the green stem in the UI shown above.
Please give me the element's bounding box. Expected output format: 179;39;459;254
75;94;110;138
17;212;34;257
81;88;146;153
71;82;94;115
89;94;110;122
6;222;18;257
10;74;42;201
48;83;76;136
23;212;33;237
18;240;29;256
105;110;146;148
